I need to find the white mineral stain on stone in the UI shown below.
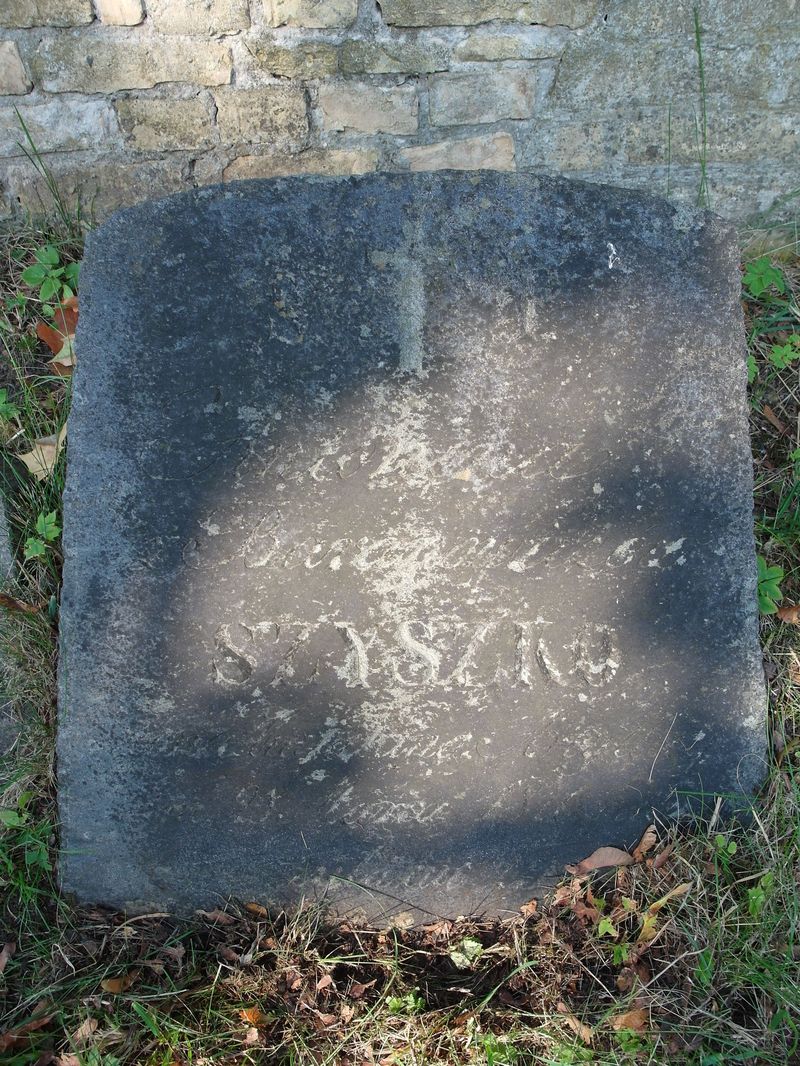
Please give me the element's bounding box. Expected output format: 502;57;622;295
200;518;220;535
593;482;603;495
664;537;686;554
612;537;638;564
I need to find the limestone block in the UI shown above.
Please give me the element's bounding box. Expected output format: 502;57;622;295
429;67;538;125
339;37;450;74
224;147;378;179
214;86;309;147
380;0;598;28
319;81;418;134
454;26;566;62
0;97;119;157
147;0;250;35
398;132;514;170
30;34;232;92
251;41;340;78
0;0;93;27
116;96;215;150
94;0;144;25
0;42;32;94
264;0;357;28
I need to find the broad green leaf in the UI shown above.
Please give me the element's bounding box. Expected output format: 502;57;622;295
39;276;59;302
449;936;484;969
24;536;48;559
21;263;47;286
36;510;60;541
64;261;80;283
695;947;714;988
35;244;60;266
0;388;19;420
597;916;616;938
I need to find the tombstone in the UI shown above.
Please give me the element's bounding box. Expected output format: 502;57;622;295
59;173;765;919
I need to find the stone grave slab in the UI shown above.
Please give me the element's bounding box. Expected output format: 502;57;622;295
59;172;765;918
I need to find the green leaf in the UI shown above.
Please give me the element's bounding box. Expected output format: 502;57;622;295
61;283;75;300
449;936;484;969
0;808;26;827
0;388;19;421
757;555;784;614
35;244;60;266
64;261;80;283
768;342;800;370
35;510;60;541
24;537;48;559
21;263;47;286
39;276;60;302
597;916;617;938
746;353;757;384
743;257;786;299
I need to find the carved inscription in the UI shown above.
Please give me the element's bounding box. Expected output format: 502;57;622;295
212;618;620;692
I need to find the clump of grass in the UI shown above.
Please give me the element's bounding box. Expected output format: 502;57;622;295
1;206;800;1064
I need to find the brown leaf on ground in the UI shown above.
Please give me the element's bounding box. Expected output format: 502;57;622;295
239;1007;267;1027
633;824;658;862
70;1017;98;1047
316;974;334;991
340;1003;355;1023
243;1027;260;1045
519;897;538;918
653;843;675;871
56;1056;81;1066
0;593;46;614
556;1001;593;1045
571;900;601;925
0;1001;53;1052
49;336;76;377
245;901;268;918
54;296;79;336
611;1006;649;1032
777;604;800;624
565;846;634;876
0;941;15;975
17;425;66;482
218;945;239;963
196;908;236;925
36;320;66;355
100;970;137;994
762;404;788;435
349;979;376;999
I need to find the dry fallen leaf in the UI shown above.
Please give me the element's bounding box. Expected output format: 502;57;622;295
17;425;66;482
100;970;137;994
196;908;236;925
611;1006;649;1032
245;901;269;918
349;979;376;999
519;897;538;919
653;842;675;871
0;941;15;975
633;824;658;862
49;336;76;378
762;404;788;435
0;1001;53;1052
244;1026;260;1045
556;1001;593;1045
0;593;45;615
316;974;334;992
239;1007;267;1027
566;846;635;876
70;1017;98;1047
777;604;800;624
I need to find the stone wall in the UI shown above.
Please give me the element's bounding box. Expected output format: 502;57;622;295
0;0;798;220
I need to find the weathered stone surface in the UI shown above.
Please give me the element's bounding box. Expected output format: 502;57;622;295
0;98;119;158
60;172;764;917
147;0;250;35
223;147;377;179
31;34;232;92
0;0;93;27
319;81;418;134
264;0;357;28
116;96;215;151
380;0;598;28
251;41;340;78
339;37;450;74
454;26;566;62
0;41;32;95
397;132;514;170
95;0;144;24
429;68;539;126
214;87;308;147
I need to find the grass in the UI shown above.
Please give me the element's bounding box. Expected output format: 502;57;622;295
0;206;799;1065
